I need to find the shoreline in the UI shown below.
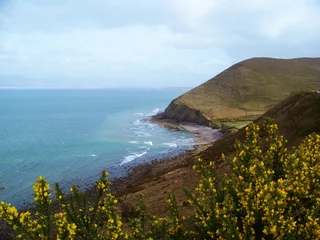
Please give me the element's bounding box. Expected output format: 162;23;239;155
148;112;223;144
0;116;220;239
0;144;211;239
89;115;223;201
3;113;221;206
78;111;222;197
9;113;218;209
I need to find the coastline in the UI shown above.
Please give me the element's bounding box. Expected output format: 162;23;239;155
0;115;221;239
0;145;210;239
0;144;212;239
100;111;223;196
148;112;223;144
109;114;223;210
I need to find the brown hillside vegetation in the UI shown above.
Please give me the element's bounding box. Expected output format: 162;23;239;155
122;92;320;219
164;58;320;126
201;91;320;161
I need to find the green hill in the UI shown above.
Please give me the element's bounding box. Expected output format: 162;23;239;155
163;57;320;126
199;91;320;163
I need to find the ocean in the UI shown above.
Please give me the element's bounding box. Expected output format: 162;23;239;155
0;89;194;206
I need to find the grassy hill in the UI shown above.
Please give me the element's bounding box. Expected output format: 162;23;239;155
163;57;320;126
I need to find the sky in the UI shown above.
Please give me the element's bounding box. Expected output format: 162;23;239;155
0;0;320;89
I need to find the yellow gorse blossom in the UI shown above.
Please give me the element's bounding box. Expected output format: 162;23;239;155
55;212;77;239
188;119;320;239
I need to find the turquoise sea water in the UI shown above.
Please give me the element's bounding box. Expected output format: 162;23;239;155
0;89;194;206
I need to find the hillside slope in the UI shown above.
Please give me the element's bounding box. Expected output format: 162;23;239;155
200;91;320;162
164;57;320;126
121;92;320;219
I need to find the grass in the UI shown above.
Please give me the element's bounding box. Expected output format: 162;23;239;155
164;57;320;126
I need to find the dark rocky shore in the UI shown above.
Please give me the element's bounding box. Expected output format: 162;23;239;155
149;112;223;144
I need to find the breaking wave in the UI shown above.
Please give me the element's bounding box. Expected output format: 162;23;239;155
120;151;148;166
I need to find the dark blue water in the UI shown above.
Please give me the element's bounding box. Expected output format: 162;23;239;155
0;89;194;206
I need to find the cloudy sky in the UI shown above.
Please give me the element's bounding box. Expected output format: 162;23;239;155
0;0;320;88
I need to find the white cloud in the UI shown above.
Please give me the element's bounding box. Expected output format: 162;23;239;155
170;0;219;31
171;0;320;38
0;24;231;80
259;1;320;40
0;0;319;88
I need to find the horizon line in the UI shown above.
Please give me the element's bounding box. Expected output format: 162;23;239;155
0;86;193;90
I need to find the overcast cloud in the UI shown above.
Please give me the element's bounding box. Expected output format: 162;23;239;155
0;0;319;88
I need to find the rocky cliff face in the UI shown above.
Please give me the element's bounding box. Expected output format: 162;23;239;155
163;99;212;126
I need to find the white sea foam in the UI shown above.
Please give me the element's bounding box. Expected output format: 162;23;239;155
146;123;156;129
134;112;144;116
162;142;177;148
132;119;141;125
138;146;148;149
120;151;148;165
129;141;139;144
89;154;97;157
135;131;152;137
144;141;153;146
146;108;161;116
152;108;160;114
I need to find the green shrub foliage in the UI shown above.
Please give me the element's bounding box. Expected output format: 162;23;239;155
1;120;320;239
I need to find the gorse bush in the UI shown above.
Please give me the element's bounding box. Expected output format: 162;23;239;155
188;119;320;239
1;120;320;239
0;171;124;240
